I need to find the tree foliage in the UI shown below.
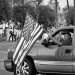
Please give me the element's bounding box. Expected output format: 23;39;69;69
38;6;56;28
14;0;42;5
0;0;11;22
13;4;38;28
36;0;42;5
23;4;38;20
13;5;26;25
64;6;74;25
13;4;56;29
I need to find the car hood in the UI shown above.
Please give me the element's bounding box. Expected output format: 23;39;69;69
8;42;41;53
8;42;41;59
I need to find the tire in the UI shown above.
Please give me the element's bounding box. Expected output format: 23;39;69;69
13;59;36;75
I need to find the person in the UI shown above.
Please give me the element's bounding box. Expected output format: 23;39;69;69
60;33;72;45
9;31;14;41
41;29;49;46
42;32;49;41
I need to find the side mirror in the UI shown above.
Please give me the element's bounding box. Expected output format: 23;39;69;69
58;44;62;47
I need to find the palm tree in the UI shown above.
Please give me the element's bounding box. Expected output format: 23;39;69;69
55;0;58;26
22;0;24;5
67;0;69;10
74;0;75;25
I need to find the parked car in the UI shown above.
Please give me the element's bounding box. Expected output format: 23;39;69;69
4;26;75;75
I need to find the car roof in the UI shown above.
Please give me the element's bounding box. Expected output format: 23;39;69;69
58;26;75;30
51;26;75;36
54;26;75;31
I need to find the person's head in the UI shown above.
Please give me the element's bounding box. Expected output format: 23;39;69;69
64;33;71;40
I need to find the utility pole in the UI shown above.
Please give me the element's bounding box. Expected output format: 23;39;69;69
67;0;70;25
74;0;75;25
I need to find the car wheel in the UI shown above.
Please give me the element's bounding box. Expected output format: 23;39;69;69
13;59;36;75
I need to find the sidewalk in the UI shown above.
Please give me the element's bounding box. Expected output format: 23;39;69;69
0;41;17;44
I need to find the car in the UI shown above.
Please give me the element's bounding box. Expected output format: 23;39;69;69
4;26;75;75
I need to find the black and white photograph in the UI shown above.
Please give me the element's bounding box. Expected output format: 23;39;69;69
0;0;74;75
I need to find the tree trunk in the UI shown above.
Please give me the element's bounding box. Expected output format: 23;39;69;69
74;0;75;25
55;0;58;27
67;0;69;10
22;0;24;5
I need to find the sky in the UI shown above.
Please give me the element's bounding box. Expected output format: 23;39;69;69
58;0;74;9
43;0;74;9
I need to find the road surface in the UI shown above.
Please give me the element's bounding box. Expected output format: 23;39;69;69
0;42;16;75
0;42;41;75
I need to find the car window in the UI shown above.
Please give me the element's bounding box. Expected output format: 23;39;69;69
52;29;74;46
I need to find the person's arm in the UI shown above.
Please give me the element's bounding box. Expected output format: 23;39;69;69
43;29;62;46
47;33;62;46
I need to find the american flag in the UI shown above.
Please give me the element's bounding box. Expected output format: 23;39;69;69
13;12;36;64
17;25;43;68
13;12;43;68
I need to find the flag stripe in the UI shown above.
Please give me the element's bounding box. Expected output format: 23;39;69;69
13;37;24;60
13;39;25;63
14;39;27;64
14;25;41;65
17;28;43;67
14;39;28;64
31;23;38;36
31;25;41;37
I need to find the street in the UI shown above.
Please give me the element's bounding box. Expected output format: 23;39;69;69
0;42;16;75
0;42;42;75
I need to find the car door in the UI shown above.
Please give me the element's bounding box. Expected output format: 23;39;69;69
37;29;74;73
72;28;75;73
